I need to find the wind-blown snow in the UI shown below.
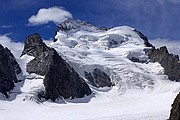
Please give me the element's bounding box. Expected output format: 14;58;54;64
0;22;180;120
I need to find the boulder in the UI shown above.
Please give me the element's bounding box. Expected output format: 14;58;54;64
84;68;113;88
0;44;22;98
22;33;92;101
148;46;180;81
169;92;180;120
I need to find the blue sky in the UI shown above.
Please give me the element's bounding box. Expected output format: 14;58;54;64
0;0;180;42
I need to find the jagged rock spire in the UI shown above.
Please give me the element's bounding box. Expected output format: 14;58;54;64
148;46;180;81
22;33;92;101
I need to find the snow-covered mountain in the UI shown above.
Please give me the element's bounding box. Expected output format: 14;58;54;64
52;19;161;93
0;19;180;120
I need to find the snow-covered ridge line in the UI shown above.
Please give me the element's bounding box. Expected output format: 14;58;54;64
57;18;106;32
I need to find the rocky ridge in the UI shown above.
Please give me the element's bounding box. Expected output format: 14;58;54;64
21;33;92;101
57;18;105;32
133;29;154;48
148;46;180;81
0;44;22;98
54;18;107;42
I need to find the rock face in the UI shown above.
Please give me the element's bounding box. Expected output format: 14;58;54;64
0;44;22;98
133;29;154;48
84;68;113;88
57;18;98;32
21;33;49;58
22;33;92;101
54;19;108;42
148;46;180;81
21;33;52;75
169;92;180;120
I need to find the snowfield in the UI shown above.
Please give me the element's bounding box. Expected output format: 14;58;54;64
0;20;180;120
0;82;179;120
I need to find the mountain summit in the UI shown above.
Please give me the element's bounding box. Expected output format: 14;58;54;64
53;19;157;93
57;18;103;32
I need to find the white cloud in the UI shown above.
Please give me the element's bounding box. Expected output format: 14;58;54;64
28;6;72;26
150;39;180;56
2;25;14;28
0;34;24;58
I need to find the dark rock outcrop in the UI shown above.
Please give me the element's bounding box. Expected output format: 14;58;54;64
169;92;180;120
84;71;96;87
133;29;154;48
129;57;145;63
21;33;52;75
57;18;97;32
148;46;180;81
84;68;113;88
21;33;49;58
0;44;22;98
54;19;108;42
22;33;92;101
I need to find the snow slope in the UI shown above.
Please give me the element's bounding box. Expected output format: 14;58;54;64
0;19;180;120
53;23;156;93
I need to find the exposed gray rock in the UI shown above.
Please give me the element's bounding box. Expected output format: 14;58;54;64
0;44;22;98
84;71;97;87
57;18;98;32
85;68;113;88
22;33;92;101
148;46;180;81
133;29;154;48
129;57;145;63
21;33;49;58
54;19;108;42
169;92;180;120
